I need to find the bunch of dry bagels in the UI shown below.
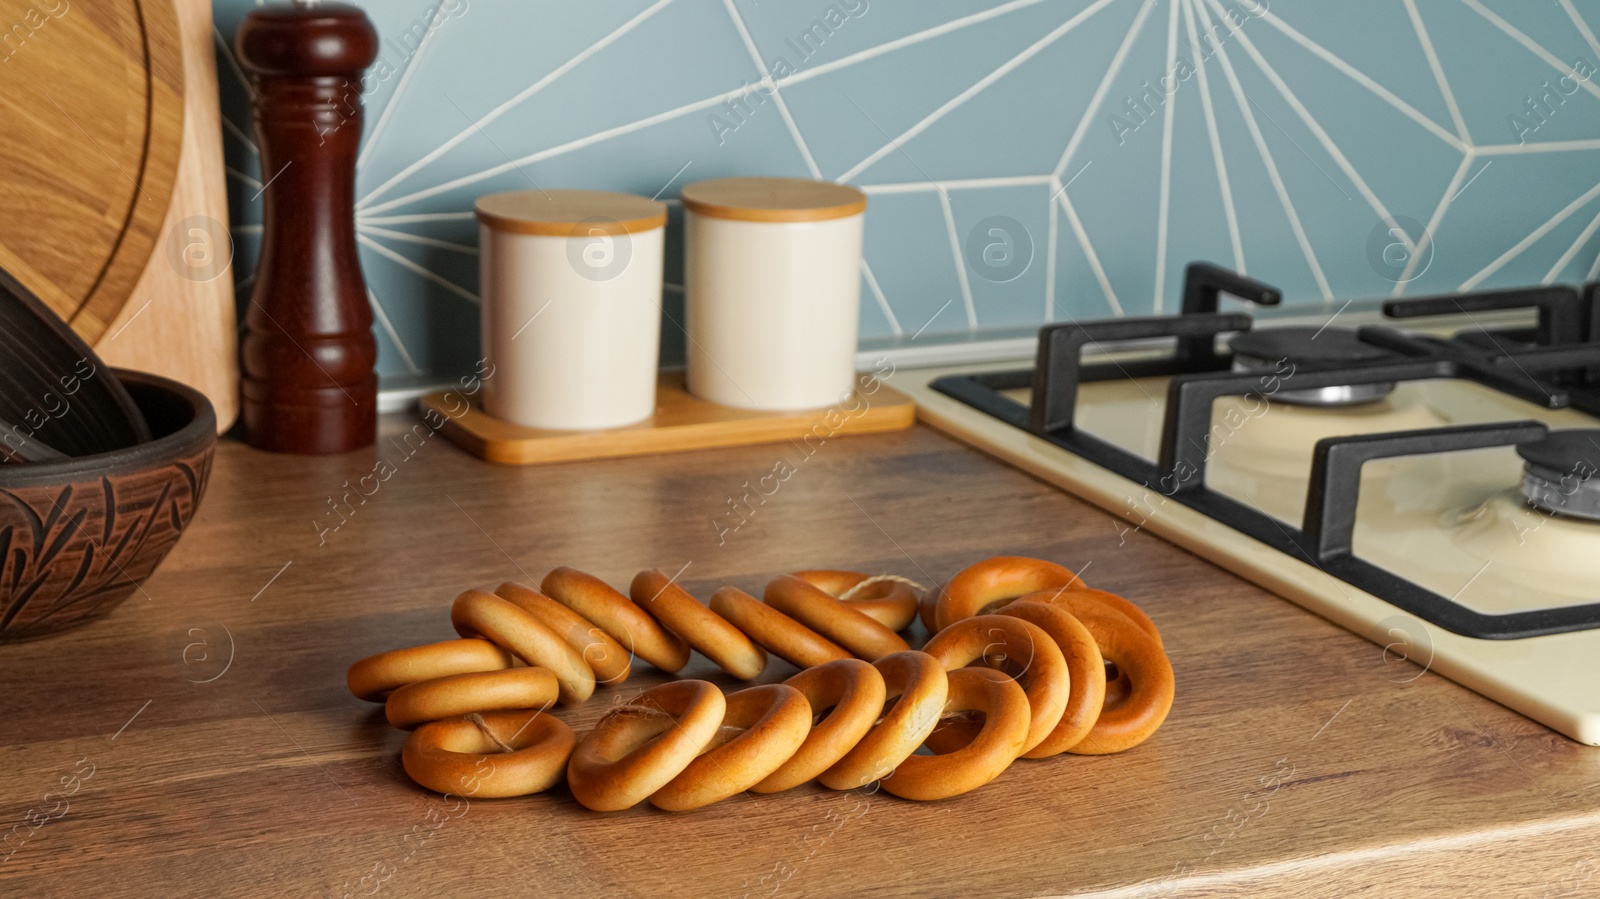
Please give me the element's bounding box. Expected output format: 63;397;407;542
346;555;1174;810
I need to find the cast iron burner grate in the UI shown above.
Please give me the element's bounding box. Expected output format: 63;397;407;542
931;263;1600;640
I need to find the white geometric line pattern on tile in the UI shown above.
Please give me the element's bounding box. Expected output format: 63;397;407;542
1252;1;1465;151
1462;179;1600;292
841;0;1124;185
1463;0;1600;102
1050;0;1157;181
1054;184;1124;317
1393;155;1473;292
938;188;977;329
357;234;479;305
720;0;823;180
211;1;1600;381
357;0;679;211
1545;205;1600;285
355;1;453;172
1191;0;1330;298
368;288;423;375
1198;0;1414;259
359;225;479;256
1182;0;1245;274
1404;0;1471;145
1152;0;1182;314
860;259;901;336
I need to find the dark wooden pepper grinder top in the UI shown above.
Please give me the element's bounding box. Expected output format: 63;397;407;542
236;1;379;454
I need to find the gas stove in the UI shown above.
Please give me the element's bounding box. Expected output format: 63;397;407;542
899;263;1600;745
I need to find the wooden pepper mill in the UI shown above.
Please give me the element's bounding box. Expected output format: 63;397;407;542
236;1;379;453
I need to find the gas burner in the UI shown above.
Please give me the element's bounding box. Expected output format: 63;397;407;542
1518;429;1600;521
1228;327;1399;407
916;261;1600;742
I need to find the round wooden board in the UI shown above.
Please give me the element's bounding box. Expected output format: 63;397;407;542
0;0;184;344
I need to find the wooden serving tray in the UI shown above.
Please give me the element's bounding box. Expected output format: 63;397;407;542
420;373;914;465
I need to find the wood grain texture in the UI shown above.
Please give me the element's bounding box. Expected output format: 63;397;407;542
475;190;667;237
421;374;914;466
0;416;1595;897
680;177;867;223
0;0;185;343
94;0;239;433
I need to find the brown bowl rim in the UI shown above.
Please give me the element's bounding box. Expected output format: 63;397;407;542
0;369;217;488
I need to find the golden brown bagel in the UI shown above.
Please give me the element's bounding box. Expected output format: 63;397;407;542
385;667;559;730
450;589;595;705
401;710;575;798
789;570;920;632
631;570;767;680
1025;600;1172;755
495;582;632;686
764;575;910;661
566;680;726;811
346;638;512;702
934;556;1081;630
922;615;1069;756
998;600;1106;757
819;651;948;790
650;684;812;811
708;586;851;669
1039;586;1164;649
753;659;887;793
542;567;691;672
880;667;1030;801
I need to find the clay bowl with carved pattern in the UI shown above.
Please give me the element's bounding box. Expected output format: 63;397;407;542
0;370;215;641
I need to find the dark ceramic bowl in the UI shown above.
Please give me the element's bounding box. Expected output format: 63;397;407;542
0;267;150;457
0;370;216;641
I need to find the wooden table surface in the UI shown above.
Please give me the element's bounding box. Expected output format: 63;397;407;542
2;415;1598;898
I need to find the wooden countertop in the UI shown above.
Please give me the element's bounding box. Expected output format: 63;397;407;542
2;418;1597;898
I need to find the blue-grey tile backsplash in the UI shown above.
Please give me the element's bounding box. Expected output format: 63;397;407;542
213;0;1600;385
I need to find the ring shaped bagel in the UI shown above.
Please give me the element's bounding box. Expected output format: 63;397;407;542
752;659;888;794
935;556;1082;631
922;615;1069;756
450;589;595;705
347;639;512;702
495;582;632;687
1040;587;1164;649
1016;598;1173;755
541;567;690;673
566;680;726;812
401;710;576;798
819;651;949;791
386;667;560;730
790;570;919;632
880;667;1030;801
998;600;1106;757
764;575;910;661
650;684;813;811
708;587;851;669
631;570;767;681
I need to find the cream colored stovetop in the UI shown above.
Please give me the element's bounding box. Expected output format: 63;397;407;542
899;361;1600;745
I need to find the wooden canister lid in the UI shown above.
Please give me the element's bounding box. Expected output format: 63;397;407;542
680;177;867;223
475;190;668;237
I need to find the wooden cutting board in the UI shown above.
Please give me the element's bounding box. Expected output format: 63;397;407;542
93;0;239;430
0;0;184;341
0;0;239;431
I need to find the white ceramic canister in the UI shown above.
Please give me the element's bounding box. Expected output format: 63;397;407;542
681;177;867;411
476;190;667;430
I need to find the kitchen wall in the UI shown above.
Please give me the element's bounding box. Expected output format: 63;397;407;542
212;0;1600;389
